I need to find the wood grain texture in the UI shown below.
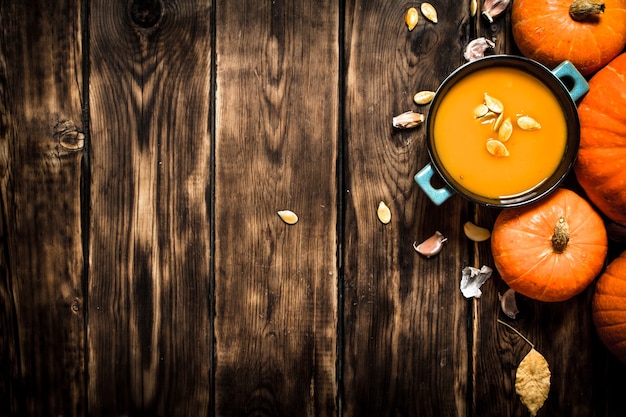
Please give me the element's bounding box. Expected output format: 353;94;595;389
2;0;626;415
0;1;86;416
213;1;339;415
342;2;472;416
87;0;212;415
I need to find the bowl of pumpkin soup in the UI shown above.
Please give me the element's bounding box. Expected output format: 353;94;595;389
415;55;588;207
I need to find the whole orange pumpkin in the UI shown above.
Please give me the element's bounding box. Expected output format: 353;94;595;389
574;52;626;226
592;251;626;364
512;0;626;76
491;188;608;302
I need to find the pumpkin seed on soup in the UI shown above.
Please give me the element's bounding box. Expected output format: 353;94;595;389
493;111;505;131
517;115;542;130
486;138;509;157
473;103;489;118
478;112;497;124
484;92;504;113
498;117;513;142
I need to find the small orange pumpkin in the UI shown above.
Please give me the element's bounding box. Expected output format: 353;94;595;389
491;188;608;302
592;251;626;364
512;0;626;76
574;52;626;226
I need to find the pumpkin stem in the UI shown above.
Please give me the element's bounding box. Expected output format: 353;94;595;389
570;0;605;21
551;216;570;254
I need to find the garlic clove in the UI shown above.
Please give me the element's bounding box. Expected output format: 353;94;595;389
392;110;425;129
464;37;495;62
499;288;520;319
413;231;447;257
482;0;511;23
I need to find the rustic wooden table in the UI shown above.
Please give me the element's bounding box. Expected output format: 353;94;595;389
2;0;626;416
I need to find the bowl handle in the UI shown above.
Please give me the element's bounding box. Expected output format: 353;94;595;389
552;60;589;102
414;163;455;205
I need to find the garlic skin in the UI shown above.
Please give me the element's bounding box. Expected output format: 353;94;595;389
464;37;495;62
482;0;511;23
413;231;447;257
460;265;493;298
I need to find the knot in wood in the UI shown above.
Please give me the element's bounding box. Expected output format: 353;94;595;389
70;298;82;313
130;0;164;28
54;119;85;150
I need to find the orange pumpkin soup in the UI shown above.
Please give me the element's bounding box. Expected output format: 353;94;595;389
433;66;567;199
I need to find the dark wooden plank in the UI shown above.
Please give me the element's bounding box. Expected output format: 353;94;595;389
342;2;473;416
87;1;212;415
213;1;339;415
0;1;86;416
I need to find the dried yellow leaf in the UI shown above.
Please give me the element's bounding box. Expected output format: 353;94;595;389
405;7;419;31
277;210;298;225
420;3;438;23
377;201;391;224
413;90;435;105
516;348;551;417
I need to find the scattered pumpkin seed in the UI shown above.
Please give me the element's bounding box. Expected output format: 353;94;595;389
486;138;509;157
277;210;298;225
392;110;425;129
484;93;504;113
405;7;419;31
420;2;438;23
377;201;392;224
413;90;435;105
473;103;489;118
463;221;491;242
498;117;513;142
517;115;542;130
